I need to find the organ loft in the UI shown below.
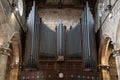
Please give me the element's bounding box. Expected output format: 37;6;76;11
0;0;120;80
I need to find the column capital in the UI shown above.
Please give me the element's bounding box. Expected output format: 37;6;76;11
112;49;120;57
98;64;110;71
0;46;11;56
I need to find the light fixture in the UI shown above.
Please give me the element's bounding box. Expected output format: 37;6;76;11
58;72;64;78
12;3;19;11
105;5;112;11
106;4;113;18
108;11;113;18
15;60;19;64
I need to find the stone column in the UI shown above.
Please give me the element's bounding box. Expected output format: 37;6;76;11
9;34;21;80
98;65;110;80
0;46;11;80
9;62;21;80
113;50;120;80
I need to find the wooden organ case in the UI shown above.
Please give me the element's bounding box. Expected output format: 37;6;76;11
21;1;99;80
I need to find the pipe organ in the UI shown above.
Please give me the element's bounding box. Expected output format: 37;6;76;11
22;1;99;80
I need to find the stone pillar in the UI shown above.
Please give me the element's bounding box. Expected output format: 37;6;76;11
9;62;21;80
102;70;110;80
113;50;120;80
98;65;110;80
8;34;21;80
0;46;11;80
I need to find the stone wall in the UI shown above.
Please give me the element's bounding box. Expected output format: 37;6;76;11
0;0;26;45
95;0;120;80
0;0;26;80
96;0;120;47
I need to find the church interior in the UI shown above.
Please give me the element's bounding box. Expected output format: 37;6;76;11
0;0;120;80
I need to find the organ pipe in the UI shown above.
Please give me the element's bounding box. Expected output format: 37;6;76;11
57;22;66;56
66;22;82;58
24;1;97;70
24;1;40;68
81;2;97;68
40;23;57;58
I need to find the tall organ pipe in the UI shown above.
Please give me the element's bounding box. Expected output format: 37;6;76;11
66;22;82;58
81;2;97;68
39;23;57;58
24;1;40;68
57;22;65;56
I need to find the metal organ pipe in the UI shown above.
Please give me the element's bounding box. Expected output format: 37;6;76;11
57;22;65;56
60;23;62;54
24;1;97;70
24;1;40;68
66;22;82;58
39;22;56;58
81;2;97;68
86;2;91;68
